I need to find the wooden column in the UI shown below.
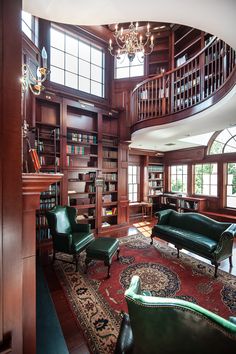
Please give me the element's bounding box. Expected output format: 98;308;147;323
118;142;129;226
22;173;63;354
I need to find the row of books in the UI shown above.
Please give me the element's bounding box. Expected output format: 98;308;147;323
39;199;56;209
103;182;116;192
103;173;117;181
36;214;48;226
66;145;88;155
67;132;97;144
37;127;60;140
102;137;118;147
148;166;163;172
102;207;117;216
78;172;96;181
149;172;163;179
103;161;118;168
41;184;58;196
39;156;60;166
66;157;90;167
103;150;118;159
36;228;51;242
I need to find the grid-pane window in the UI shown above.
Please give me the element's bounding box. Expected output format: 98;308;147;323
194;163;218;196
170;165;188;193
50;27;105;98
226;162;236;208
21;11;38;46
115;54;144;79
128;165;140;202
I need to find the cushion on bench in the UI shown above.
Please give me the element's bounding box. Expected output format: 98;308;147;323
153;224;217;255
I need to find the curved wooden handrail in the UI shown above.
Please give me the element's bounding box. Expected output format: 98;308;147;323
133;36;217;93
131;36;236;129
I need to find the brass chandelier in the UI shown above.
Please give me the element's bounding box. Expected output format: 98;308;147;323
108;22;154;62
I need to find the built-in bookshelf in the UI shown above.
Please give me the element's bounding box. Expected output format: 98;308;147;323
65;104;99;231
66;128;98;168
36;184;60;244
148;164;164;196
160;194;207;213
68;170;97;230
35;99;61;248
100;113;119;230
101;171;118;228
148;34;170;76
148;163;164;213
174;26;202;67
36;123;60;170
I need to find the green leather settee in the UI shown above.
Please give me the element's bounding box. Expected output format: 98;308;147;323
115;275;236;354
151;209;236;277
46;206;94;271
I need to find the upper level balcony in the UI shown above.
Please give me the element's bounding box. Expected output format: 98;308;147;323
130;37;236;133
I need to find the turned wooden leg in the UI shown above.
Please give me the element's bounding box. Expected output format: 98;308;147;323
214;263;219;278
150;236;154;245
176;248;180;258
105;259;112;278
229;255;233;268
75;257;78;272
85;257;91;274
75;254;79;272
116;248;120;260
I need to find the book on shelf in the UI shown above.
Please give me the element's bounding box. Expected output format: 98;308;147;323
67;132;97;144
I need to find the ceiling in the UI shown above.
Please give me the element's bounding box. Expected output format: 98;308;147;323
23;0;236;152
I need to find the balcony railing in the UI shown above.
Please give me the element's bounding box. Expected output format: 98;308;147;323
131;37;236;128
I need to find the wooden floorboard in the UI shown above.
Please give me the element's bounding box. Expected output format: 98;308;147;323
40;220;236;353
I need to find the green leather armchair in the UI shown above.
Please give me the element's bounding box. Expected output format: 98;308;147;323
46;206;94;271
115;275;236;354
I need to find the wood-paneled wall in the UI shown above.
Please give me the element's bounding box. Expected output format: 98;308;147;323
0;0;23;352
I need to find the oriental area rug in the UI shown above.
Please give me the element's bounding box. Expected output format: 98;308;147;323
53;234;236;354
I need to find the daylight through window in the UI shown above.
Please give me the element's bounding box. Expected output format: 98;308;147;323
226;162;236;208
115;53;144;79
170;165;188;193
50;27;105;97
128;165;140;202
194;163;218;196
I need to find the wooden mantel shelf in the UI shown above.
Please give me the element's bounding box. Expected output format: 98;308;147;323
22;173;63;194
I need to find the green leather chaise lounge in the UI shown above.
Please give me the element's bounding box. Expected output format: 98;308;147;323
46;205;94;271
151;209;236;277
115;275;236;354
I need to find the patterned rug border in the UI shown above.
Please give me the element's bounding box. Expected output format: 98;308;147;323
121;234;236;283
53;233;236;354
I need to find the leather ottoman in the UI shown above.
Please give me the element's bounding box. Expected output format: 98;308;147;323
85;237;120;278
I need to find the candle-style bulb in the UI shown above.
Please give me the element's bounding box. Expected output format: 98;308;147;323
41;47;47;68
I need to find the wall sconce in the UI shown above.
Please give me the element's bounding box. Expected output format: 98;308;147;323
22;47;50;96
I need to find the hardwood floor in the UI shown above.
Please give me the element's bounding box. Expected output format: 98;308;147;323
40;220;236;354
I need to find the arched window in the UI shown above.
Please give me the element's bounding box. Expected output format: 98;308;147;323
208;127;236;155
208;127;236;209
